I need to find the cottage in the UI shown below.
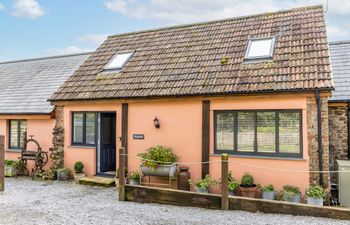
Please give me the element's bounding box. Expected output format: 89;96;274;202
0;53;90;171
48;5;333;192
328;41;350;185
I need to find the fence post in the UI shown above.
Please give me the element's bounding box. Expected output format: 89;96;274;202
119;147;126;201
221;153;228;210
0;135;4;192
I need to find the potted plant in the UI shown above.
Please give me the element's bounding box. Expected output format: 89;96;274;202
239;173;257;198
188;175;218;193
4;160;21;177
128;171;141;185
73;161;85;182
280;185;302;203
138;146;177;177
261;184;275;200
228;180;240;196
57;168;70;181
305;185;326;206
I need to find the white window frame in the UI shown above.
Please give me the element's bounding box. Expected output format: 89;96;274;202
104;51;134;71
244;37;276;60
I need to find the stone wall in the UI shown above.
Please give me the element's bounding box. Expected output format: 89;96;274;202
50;106;64;170
328;105;349;184
307;96;330;189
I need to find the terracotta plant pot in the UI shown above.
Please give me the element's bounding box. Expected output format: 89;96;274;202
240;185;257;198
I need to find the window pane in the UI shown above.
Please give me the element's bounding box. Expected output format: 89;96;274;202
257;112;275;153
86;113;96;145
237;112;255;152
279;112;300;153
19;120;27;148
73;113;83;143
10;120;18;148
216;112;234;151
247;38;273;58
106;52;133;69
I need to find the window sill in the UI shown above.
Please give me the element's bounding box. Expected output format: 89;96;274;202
6;149;22;153
68;145;96;149
210;154;306;161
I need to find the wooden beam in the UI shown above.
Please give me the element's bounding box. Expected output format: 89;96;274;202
119;147;126;201
202;100;210;178
221;154;229;210
0;135;4;191
122;103;128;167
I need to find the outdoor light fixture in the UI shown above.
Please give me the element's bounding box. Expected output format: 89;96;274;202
153;117;160;128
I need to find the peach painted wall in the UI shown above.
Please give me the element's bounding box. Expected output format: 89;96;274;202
62;103;122;176
0;118;54;170
60;95;310;193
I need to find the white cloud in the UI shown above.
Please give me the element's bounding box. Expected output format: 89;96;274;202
12;0;44;19
0;3;5;11
77;34;108;45
48;46;92;55
327;24;350;40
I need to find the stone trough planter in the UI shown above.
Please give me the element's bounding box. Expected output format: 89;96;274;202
4;165;17;177
140;164;177;177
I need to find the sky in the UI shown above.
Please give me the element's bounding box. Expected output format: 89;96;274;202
1;0;350;61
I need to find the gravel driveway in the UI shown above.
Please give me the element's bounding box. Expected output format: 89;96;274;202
0;178;349;225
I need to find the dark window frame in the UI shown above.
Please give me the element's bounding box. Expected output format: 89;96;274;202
71;112;98;146
9;119;27;149
214;109;303;158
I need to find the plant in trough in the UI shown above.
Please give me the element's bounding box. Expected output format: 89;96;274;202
128;171;141;185
261;184;274;192
261;184;275;200
228;180;239;192
74;161;84;173
305;185;326;206
57;168;70;181
279;185;302;203
189;175;218;193
239;173;257;198
138;145;177;170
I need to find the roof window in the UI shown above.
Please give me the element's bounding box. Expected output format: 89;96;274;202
245;37;275;60
105;51;134;70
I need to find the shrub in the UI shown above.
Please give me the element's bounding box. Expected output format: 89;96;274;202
188;175;218;190
57;168;70;176
240;173;255;187
282;185;301;194
74;161;84;173
228;180;240;191
261;184;274;192
305;185;326;199
138;145;177;170
128;171;140;180
4;160;21;169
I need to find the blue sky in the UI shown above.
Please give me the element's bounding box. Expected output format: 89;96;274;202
1;0;349;61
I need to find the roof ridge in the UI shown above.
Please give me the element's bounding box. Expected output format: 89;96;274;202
0;51;93;65
329;40;350;46
108;5;323;39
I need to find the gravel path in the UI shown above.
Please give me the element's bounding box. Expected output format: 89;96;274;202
0;178;349;225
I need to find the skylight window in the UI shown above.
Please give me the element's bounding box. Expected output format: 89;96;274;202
245;37;275;59
105;52;134;70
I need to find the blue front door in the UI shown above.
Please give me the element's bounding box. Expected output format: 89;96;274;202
99;113;116;173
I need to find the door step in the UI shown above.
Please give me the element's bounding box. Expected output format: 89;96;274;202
79;176;115;187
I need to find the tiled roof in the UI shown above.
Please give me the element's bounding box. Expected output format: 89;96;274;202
50;5;333;101
329;41;350;102
0;53;91;114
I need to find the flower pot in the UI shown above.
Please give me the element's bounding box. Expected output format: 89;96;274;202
229;190;235;196
129;179;140;186
262;191;275;200
140;164;177;177
307;197;323;206
195;187;209;193
57;170;69;181
74;172;85;182
282;193;301;203
240;185;257;198
4;165;16;177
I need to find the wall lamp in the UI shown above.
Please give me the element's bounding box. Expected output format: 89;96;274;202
153;117;160;128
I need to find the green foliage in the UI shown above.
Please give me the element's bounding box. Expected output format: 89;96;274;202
74;161;84;173
4;160;22;169
305;185;326;199
189;175;218;190
138;145;177;170
57;168;70;176
282;185;301;194
228;180;240;191
240;173;254;187
128;171;140;180
261;184;274;192
38;169;56;180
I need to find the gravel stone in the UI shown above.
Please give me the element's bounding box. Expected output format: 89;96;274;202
0;178;349;225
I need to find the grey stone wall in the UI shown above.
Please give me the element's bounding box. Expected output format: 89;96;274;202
328;105;349;184
50;106;64;170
